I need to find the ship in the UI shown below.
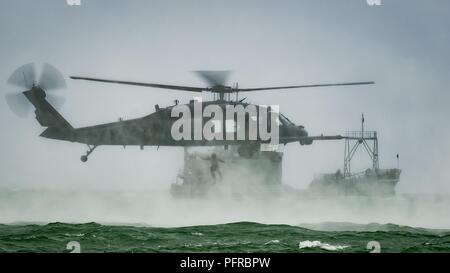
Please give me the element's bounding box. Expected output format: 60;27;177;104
308;115;401;196
170;146;283;198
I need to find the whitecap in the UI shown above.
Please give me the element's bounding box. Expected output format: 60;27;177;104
298;240;349;251
64;233;85;237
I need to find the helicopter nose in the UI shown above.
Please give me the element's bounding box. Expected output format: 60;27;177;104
298;126;312;145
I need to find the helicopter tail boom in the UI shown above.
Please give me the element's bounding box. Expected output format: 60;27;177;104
23;88;74;141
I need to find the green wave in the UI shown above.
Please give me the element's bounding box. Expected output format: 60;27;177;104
0;222;449;253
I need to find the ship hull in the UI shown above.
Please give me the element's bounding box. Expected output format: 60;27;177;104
308;169;401;196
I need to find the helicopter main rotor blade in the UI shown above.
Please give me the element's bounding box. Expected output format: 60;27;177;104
70;76;205;92
238;81;375;92
194;70;232;87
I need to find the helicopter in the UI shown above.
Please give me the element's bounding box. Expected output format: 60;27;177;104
5;63;374;162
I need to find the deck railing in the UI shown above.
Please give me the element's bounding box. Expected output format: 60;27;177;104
344;131;376;139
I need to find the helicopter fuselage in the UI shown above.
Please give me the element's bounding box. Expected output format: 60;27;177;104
46;100;309;149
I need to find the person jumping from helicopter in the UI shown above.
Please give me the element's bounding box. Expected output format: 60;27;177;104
201;153;224;182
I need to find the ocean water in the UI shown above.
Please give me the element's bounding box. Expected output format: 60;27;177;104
1;189;450;253
0;222;449;253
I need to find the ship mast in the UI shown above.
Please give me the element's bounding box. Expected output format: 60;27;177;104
343;114;379;177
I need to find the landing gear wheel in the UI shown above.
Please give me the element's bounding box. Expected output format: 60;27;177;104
80;145;97;163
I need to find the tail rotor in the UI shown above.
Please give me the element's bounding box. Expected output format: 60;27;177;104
5;63;67;118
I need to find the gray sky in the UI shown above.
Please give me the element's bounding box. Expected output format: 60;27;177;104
1;0;449;193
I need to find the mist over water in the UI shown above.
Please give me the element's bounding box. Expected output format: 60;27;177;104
1;185;449;229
